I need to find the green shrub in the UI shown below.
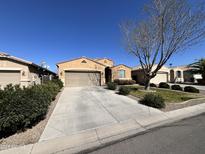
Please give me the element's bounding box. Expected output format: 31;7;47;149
114;79;136;85
52;79;64;89
0;80;62;138
171;85;183;91
150;83;157;87
119;86;131;95
184;86;199;93
0;89;3;99
42;81;60;100
159;82;170;89
107;82;117;90
140;93;165;109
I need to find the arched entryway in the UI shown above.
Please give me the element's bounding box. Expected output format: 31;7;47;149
170;69;175;83
105;67;112;83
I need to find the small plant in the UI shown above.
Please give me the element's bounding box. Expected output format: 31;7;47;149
150;83;157;87
140;93;165;109
107;82;117;90
184;86;199;93
171;85;182;91
119;86;131;95
159;82;170;89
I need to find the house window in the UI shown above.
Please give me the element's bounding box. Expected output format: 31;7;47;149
118;70;125;78
177;71;181;78
22;71;26;76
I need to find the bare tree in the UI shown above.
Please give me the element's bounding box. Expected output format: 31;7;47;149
121;0;205;90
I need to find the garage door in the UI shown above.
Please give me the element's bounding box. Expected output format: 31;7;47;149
65;71;101;87
150;72;168;84
0;70;21;88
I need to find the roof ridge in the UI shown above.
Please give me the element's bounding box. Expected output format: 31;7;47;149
56;57;107;67
0;52;10;56
0;52;56;74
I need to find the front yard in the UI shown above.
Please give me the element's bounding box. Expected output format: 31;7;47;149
129;86;202;103
127;85;205;111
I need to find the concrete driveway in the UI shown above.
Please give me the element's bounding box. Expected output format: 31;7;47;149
40;87;163;141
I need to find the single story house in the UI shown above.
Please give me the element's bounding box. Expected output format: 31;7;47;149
132;65;170;84
169;66;202;83
0;52;56;88
56;57;132;87
132;64;202;85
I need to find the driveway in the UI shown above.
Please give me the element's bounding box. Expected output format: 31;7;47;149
40;87;163;141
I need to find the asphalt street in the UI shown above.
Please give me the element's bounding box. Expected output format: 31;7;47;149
89;114;205;154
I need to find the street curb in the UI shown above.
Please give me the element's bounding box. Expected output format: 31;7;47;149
1;103;205;154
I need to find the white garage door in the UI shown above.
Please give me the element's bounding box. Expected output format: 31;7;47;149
150;72;168;84
0;70;21;88
65;71;101;87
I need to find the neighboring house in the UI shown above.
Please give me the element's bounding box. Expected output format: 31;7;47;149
169;66;202;83
132;64;202;84
0;52;56;88
132;65;170;84
56;57;132;87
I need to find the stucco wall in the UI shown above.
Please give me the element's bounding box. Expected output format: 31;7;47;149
29;66;42;85
57;58;106;85
111;65;132;80
95;58;114;67
169;68;184;83
0;59;31;87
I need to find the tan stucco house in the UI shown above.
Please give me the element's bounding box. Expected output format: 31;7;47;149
132;65;170;84
170;66;202;83
57;57;132;87
132;64;202;85
0;52;56;88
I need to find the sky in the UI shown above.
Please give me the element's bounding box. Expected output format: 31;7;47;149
0;0;204;72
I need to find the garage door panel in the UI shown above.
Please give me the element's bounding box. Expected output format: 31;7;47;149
0;71;21;88
150;73;168;84
65;71;101;87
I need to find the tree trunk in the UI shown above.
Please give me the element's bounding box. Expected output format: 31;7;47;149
145;77;151;90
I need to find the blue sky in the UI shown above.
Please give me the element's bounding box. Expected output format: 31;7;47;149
0;0;204;72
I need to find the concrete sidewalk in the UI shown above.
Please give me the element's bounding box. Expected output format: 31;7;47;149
1;102;205;154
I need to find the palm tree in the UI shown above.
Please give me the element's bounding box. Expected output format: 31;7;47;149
189;59;205;81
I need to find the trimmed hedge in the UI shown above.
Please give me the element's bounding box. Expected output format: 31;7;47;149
114;79;136;85
150;83;157;87
184;86;200;93
118;86;131;95
52;79;64;89
159;82;170;89
0;80;63;138
140;93;165;109
171;85;183;91
107;82;117;90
